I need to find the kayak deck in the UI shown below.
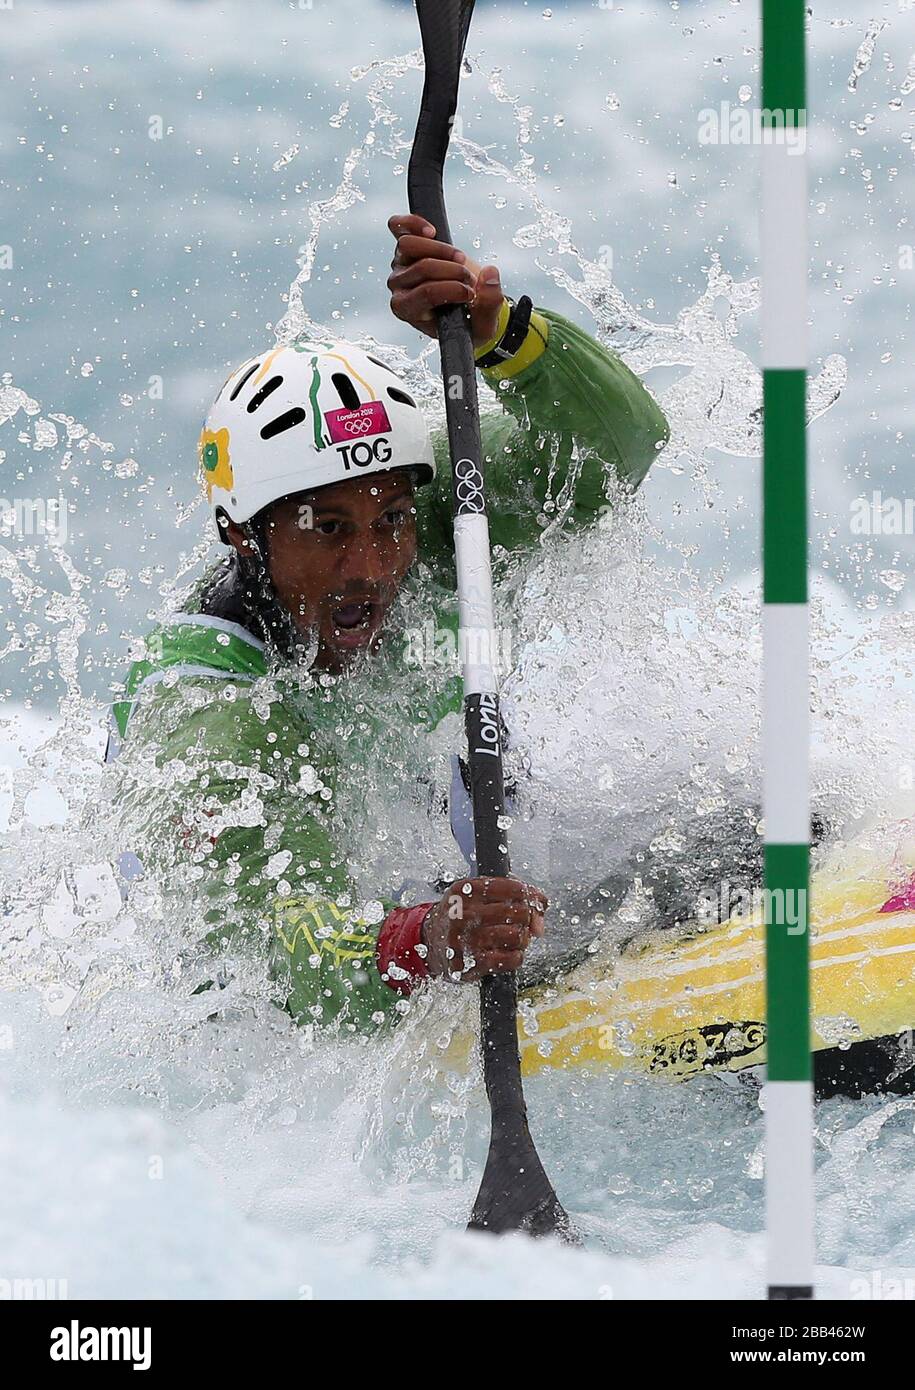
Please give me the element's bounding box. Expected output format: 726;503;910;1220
515;850;915;1092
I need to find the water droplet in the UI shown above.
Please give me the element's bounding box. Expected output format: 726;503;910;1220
272;144;299;172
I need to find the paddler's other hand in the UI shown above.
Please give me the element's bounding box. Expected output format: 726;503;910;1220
387;213;506;348
421;876;547;983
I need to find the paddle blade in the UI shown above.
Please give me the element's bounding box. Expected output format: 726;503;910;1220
413;0;476;88
469;1111;579;1241
408;0;477;243
468;975;578;1241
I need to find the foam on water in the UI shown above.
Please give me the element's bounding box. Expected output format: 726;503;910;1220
2;511;912;1299
1;0;914;1299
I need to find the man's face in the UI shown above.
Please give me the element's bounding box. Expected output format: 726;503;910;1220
243;470;418;672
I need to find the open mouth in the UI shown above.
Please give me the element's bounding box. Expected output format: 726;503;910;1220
329;601;377;648
332;602;372;630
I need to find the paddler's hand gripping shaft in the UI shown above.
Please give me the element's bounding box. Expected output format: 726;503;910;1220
407;0;574;1239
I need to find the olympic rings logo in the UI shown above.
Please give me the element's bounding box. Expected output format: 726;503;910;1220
343;416;374;435
454;457;484;512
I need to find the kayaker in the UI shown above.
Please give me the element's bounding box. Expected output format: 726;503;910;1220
110;212;670;1031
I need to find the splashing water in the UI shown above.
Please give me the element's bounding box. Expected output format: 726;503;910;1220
1;6;913;1299
848;20;889;94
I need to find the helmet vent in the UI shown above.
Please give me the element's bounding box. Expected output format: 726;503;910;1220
246;376;283;413
331;373;361;410
387;386;416;408
229;362;260;401
260;407;308;440
367;355;392;371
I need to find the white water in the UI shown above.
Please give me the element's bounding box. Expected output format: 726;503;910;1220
1;0;914;1299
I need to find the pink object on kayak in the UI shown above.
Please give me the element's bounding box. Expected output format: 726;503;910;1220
880;873;915;913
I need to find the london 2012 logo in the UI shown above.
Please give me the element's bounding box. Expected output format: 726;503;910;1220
454;456;485;513
324;401;392;444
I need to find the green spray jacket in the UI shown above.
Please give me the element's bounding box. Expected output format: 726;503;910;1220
112;307;669;1033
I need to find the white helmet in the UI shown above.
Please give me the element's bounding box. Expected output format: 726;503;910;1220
198;339;436;535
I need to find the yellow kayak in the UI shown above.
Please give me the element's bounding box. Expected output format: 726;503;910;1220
510;845;915;1095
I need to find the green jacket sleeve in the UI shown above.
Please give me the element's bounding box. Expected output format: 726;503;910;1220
116;683;409;1034
417;305;670;560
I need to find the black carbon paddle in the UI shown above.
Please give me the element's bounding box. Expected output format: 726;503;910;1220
406;0;574;1239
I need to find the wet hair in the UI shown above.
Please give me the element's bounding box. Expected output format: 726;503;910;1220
197;505;307;661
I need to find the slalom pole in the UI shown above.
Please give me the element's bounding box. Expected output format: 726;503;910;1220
407;0;573;1238
761;1;814;1299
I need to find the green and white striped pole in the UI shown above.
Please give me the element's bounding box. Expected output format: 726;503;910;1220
761;1;813;1300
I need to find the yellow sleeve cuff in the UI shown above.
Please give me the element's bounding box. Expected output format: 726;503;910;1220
479;309;550;382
